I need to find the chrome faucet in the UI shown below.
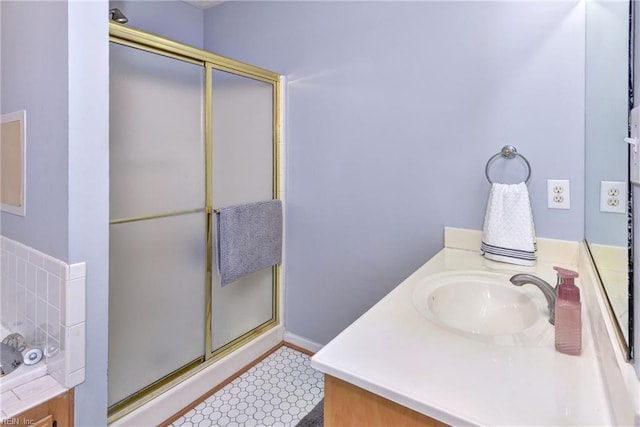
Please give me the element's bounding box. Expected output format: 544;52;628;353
509;274;556;325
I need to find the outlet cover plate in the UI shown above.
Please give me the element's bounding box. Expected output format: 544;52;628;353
547;179;570;209
631;107;640;185
600;181;626;213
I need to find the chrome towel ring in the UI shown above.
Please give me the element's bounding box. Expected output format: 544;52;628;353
485;145;532;184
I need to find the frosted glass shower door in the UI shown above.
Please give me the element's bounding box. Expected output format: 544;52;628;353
210;69;277;351
109;43;206;407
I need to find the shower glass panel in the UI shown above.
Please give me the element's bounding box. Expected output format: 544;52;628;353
109;213;206;405
110;44;204;220
210;69;275;351
109;43;206;407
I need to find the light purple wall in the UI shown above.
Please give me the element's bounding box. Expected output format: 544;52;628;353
110;0;204;48
1;1;110;424
204;1;586;345
0;1;70;261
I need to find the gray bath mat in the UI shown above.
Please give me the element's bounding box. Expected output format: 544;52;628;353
296;398;324;426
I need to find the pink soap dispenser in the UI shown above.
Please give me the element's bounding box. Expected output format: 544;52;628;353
553;266;581;355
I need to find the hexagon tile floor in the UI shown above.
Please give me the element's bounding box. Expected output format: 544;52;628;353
170;345;324;427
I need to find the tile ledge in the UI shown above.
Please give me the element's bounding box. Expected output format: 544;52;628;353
0;375;67;419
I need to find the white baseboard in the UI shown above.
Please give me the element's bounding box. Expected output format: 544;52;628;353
113;325;285;426
283;331;324;354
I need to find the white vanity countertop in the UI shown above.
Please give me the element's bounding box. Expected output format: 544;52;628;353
311;245;613;426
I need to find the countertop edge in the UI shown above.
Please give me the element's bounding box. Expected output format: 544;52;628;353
310;358;479;427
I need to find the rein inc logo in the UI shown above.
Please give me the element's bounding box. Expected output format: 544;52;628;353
0;418;36;425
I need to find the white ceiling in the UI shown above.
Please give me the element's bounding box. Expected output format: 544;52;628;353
181;0;226;10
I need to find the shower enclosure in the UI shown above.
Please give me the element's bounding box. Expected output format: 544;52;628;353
107;23;281;421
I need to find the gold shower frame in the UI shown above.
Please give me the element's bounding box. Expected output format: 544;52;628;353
108;22;282;422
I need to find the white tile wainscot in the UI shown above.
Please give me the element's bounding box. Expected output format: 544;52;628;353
0;235;87;418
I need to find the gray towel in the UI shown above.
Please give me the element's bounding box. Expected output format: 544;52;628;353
216;200;283;286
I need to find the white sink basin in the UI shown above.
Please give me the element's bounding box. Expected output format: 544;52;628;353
412;271;552;346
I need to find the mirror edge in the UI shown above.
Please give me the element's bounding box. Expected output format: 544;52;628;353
628;0;635;362
585;243;631;359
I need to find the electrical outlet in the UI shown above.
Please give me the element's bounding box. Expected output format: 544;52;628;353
547;179;570;209
600;181;626;213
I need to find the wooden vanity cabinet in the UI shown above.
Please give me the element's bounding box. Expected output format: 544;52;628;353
1;389;73;427
324;375;448;427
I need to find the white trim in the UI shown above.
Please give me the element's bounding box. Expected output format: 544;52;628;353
443;226;482;252
112;325;285;426
588;243;627;272
1;110;26;216
278;75;286;328
283;331;324;354
444;227;579;265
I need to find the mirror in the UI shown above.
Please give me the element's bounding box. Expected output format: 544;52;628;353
584;0;632;358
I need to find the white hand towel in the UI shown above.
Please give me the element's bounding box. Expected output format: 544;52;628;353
481;182;536;266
